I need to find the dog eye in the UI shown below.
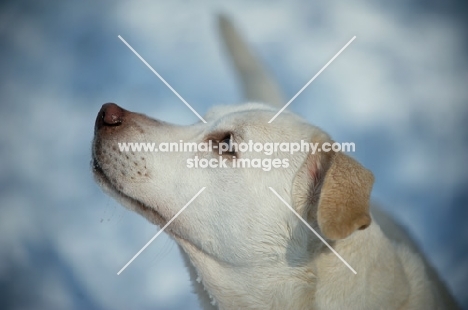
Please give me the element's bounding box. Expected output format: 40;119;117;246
218;133;236;155
220;134;231;146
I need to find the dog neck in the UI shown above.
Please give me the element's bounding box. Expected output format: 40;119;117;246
176;220;417;310
177;239;318;309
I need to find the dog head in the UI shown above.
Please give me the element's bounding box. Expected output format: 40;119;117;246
92;101;374;305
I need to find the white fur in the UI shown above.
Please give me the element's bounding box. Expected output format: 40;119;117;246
92;16;459;310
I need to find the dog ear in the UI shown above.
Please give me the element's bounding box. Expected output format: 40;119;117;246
316;151;374;240
293;142;374;240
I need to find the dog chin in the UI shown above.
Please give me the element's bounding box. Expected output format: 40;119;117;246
92;157;168;228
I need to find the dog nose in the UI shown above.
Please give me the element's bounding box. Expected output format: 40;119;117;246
95;103;125;129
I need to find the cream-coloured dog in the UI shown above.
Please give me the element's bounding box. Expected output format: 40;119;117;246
92;16;459;309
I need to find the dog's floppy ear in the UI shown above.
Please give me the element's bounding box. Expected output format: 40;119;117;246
317;151;374;240
293;141;374;240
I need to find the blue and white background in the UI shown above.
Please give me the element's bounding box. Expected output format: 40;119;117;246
1;1;467;309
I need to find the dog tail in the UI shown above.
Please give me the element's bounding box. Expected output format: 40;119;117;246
218;14;284;108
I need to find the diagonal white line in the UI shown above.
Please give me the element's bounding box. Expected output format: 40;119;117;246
117;187;206;275
268;187;357;274
118;35;207;124
268;36;356;123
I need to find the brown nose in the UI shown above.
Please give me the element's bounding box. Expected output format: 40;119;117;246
95;103;125;130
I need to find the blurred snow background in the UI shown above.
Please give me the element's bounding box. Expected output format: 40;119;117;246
0;0;467;309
